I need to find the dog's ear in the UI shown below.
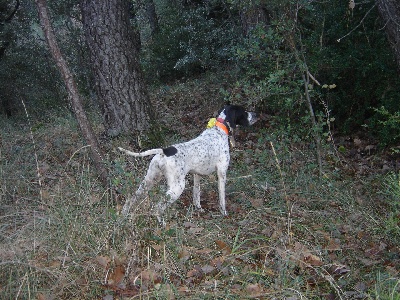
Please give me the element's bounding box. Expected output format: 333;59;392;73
225;105;249;128
224;105;238;128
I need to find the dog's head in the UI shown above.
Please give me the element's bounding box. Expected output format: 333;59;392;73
218;104;258;129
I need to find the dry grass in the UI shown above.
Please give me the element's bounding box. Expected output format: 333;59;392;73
1;77;399;299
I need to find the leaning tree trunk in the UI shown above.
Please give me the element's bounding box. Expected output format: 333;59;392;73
80;0;154;137
35;0;108;187
376;0;400;71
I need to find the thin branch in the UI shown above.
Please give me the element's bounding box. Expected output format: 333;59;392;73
307;71;321;86
337;3;378;42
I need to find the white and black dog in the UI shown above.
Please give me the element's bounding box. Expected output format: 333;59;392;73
118;104;258;225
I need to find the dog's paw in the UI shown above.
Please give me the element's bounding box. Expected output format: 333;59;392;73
121;202;132;216
220;209;228;216
194;206;205;213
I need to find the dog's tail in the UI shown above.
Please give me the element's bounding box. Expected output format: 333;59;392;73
118;147;163;157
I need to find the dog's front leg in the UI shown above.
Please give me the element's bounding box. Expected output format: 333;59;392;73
155;193;176;227
193;174;204;211
217;170;228;216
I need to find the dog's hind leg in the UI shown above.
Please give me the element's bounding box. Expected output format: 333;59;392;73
122;157;163;216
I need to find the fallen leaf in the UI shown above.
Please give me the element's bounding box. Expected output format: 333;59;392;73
151;244;162;251
324;238;341;251
328;264;350;277
95;256;110;269
365;242;387;258
108;265;125;286
264;268;276;276
201;264;216;274
188;227;204;234
178;247;191;262
386;265;399;276
137;269;162;285
357;231;368;240
154;284;175;300
195;248;213;255
304;253;323;266
246;283;263;297
364;145;375;152
186;266;204;285
354;138;362;147
37;293;46;300
359;257;380;266
178;285;190;294
210;256;224;270
49;260;61;268
354;281;367;292
215;240;231;255
183;222;196;228
249;197;264;208
187;266;203;278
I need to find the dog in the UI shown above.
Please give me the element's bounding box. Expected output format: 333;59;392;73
118;104;258;225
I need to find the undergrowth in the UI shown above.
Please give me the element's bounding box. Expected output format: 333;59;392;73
0;82;399;299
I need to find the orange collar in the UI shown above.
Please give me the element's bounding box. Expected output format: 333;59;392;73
215;121;229;135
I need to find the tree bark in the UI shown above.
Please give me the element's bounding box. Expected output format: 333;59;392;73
35;0;108;187
240;4;269;36
377;0;400;70
80;0;154;137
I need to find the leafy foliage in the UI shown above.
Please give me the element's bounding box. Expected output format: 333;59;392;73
299;0;400;138
141;1;240;80
1;0;400;144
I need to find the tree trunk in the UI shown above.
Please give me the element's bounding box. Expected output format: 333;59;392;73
240;4;269;36
80;0;154;137
35;0;108;187
377;0;400;70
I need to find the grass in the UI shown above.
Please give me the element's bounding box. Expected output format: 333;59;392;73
1;81;399;299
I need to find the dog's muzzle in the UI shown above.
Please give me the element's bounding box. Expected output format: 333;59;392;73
247;112;259;126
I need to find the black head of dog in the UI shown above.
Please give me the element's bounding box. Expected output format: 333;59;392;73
219;104;258;129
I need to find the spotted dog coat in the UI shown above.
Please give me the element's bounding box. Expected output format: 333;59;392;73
118;105;258;224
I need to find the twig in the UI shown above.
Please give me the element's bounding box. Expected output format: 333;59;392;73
319;99;343;165
15;271;28;300
21;100;43;201
65;145;92;168
302;72;323;177
307;71;321;86
270;141;293;245
337;3;378;42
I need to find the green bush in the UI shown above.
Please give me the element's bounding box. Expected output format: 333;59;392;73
373;107;400;145
141;2;240;81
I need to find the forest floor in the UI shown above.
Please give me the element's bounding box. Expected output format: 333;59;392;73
1;73;399;299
